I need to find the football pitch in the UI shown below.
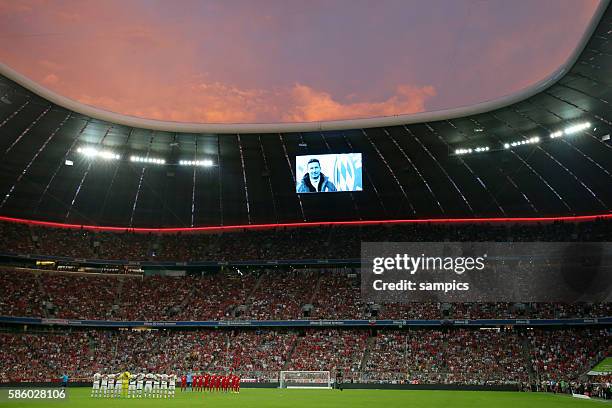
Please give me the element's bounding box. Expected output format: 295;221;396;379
591;357;612;374
0;388;606;408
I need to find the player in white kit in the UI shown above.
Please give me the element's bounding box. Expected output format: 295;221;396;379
136;373;144;398
160;373;168;398
114;373;123;398
100;374;108;398
152;373;160;398
144;373;154;398
127;373;137;398
106;375;115;398
169;374;176;398
91;373;101;397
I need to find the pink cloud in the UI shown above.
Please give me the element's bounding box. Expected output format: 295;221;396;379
42;73;59;85
0;0;35;14
284;84;436;122
76;80;275;123
39;60;64;71
54;10;81;23
70;77;436;124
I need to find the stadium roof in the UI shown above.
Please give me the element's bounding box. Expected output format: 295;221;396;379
0;1;610;228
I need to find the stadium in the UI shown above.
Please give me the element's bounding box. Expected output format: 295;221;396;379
0;1;610;407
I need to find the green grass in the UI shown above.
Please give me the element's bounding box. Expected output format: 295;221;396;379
0;387;605;408
591;357;612;374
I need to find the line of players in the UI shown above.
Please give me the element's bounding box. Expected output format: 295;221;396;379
91;372;176;398
180;373;241;393
90;372;241;398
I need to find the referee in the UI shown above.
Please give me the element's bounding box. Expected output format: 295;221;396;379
336;369;343;391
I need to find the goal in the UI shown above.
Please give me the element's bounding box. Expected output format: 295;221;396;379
279;371;332;389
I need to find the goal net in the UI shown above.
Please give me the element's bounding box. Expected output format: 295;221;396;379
279;371;331;389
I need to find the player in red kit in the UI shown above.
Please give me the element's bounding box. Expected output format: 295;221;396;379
204;373;210;391
215;375;222;392
197;374;204;392
180;374;187;392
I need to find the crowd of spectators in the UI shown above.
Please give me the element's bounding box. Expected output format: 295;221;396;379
362;329;529;384
0;327;607;387
1;218;612;262
97;330;225;375
113;276;192;321
378;303;441;320
364;330;447;383
208;330;297;380
0;268;610;321
382;302;612;320
309;274;365;319
245;271;317;320
0;269;44;317
285;330;368;381
173;272;258;320
40;274;118;320
0;331;92;383
444;329;528;384
529;328;610;382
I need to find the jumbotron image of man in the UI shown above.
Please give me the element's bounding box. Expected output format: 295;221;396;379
297;158;337;193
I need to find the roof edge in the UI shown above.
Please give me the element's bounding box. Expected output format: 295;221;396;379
0;0;609;134
1;213;611;234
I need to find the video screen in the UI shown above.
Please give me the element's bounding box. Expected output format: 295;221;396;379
295;153;362;193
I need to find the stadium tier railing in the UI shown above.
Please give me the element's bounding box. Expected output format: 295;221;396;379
0;250;361;267
0;315;609;328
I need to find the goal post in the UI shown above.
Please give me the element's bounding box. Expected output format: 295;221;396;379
279;371;332;389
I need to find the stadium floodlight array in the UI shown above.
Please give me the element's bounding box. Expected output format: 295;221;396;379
76;147;121;160
455;148;472;155
503;136;540;149
179;159;214;167
549;130;563;139
130;155;166;165
550;121;591;138
455;146;489;155
453;120;592;155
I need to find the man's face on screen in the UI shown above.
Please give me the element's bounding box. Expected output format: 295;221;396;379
308;162;321;180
